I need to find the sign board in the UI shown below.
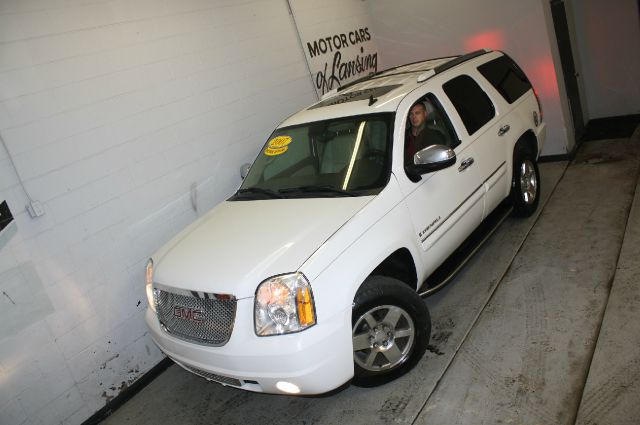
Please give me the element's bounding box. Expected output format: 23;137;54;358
289;1;380;96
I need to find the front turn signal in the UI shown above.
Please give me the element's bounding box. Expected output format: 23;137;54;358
297;287;316;326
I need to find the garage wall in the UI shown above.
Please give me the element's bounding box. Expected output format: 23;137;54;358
365;0;569;156
0;1;315;424
570;0;640;119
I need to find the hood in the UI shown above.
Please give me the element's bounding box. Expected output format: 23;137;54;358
153;197;372;298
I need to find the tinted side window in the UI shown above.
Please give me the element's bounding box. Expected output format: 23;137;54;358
478;55;532;103
443;75;495;135
423;93;460;149
403;94;460;167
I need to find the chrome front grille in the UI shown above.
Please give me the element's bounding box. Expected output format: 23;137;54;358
156;289;236;346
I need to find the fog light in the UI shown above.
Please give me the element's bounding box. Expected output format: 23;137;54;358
276;381;300;394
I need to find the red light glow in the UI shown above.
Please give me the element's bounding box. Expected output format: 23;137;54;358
463;30;505;52
528;57;560;101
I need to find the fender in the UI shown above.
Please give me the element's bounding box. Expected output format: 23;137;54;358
300;175;425;321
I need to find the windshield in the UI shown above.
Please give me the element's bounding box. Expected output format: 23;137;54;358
232;113;393;200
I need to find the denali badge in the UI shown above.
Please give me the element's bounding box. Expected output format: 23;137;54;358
173;306;205;322
419;216;442;238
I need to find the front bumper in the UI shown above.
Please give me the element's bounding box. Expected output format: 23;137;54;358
145;299;354;395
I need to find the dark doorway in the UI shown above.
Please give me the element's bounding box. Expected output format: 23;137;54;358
550;0;585;142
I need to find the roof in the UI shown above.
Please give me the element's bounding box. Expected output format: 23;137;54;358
279;49;494;128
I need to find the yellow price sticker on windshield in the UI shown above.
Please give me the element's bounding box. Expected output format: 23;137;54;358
264;135;292;156
265;146;288;156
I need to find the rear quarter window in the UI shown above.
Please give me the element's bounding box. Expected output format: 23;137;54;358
478;55;532;104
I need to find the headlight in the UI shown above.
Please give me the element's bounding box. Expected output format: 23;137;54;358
145;258;157;313
254;272;316;336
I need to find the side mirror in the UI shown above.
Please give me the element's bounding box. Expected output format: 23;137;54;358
406;144;456;182
240;163;251;179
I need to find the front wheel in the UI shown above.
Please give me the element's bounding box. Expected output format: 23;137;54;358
510;144;540;217
351;276;430;387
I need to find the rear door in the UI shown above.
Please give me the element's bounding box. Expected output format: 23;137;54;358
475;54;538;208
442;73;509;218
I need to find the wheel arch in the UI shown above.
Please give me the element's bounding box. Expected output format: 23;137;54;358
516;129;539;159
508;129;539;194
510;130;541;217
368;248;418;292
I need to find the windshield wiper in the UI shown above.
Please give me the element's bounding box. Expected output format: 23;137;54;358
235;187;283;199
278;185;358;197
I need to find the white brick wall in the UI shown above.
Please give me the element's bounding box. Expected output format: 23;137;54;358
0;1;316;424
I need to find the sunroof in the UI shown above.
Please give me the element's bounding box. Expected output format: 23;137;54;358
308;84;401;110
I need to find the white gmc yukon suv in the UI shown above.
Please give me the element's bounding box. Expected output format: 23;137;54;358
145;49;546;395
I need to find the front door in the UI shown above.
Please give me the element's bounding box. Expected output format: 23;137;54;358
402;94;484;275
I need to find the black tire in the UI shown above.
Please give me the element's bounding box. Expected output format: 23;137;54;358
510;143;540;217
351;276;430;387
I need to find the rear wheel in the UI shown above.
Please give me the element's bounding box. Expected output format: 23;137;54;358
510;143;540;217
351;276;430;387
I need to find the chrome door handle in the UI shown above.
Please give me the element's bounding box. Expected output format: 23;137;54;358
458;157;474;172
498;124;511;136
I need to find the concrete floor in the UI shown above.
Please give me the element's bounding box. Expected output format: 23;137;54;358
102;129;640;425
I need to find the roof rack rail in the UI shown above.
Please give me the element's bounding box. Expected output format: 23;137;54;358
433;49;492;75
416;69;436;83
320;88;338;100
335;54;454;93
330;49;491;96
336;71;382;93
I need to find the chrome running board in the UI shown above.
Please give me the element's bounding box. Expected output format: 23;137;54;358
418;200;513;297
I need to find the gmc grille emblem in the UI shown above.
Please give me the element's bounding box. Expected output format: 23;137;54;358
173;306;205;322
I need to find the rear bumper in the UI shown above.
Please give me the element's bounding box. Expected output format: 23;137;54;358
145;299;353;394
